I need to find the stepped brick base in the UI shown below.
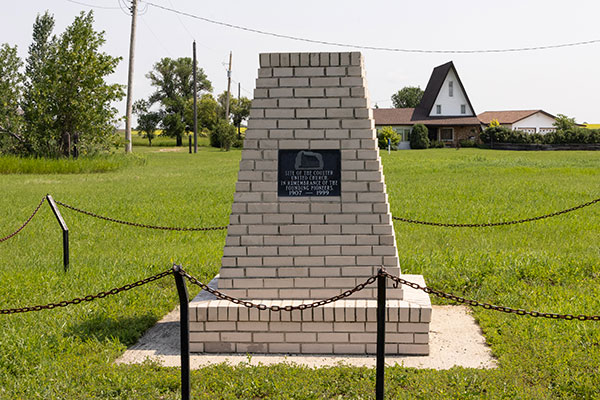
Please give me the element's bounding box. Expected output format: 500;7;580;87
189;275;431;355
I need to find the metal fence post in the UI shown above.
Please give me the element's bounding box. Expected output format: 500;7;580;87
173;264;190;400
46;195;69;272
376;268;386;400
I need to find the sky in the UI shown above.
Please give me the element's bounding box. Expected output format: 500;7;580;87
1;0;599;125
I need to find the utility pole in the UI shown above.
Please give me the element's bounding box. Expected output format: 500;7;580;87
124;0;138;154
237;82;241;138
224;51;232;122
193;41;198;153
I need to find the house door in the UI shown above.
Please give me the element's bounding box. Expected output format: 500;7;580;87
427;127;436;142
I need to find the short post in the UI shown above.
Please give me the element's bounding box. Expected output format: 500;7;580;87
46;195;69;272
376;268;386;400
387;138;391;155
188;135;192;154
173;265;190;400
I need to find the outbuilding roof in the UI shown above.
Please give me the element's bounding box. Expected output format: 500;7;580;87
478;110;555;125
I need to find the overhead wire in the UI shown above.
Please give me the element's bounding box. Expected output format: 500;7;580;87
141;0;600;54
65;0;121;9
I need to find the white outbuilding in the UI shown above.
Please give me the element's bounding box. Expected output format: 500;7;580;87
478;110;558;134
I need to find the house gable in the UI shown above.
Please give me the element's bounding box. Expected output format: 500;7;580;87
429;68;474;117
416;61;476;118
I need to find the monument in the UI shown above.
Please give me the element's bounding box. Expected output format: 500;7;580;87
189;52;431;354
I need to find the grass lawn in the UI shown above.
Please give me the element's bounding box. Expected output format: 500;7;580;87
1;147;599;399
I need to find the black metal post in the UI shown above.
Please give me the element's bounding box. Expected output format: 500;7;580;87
46;195;69;272
188;135;192;154
173;265;190;400
376;268;386;400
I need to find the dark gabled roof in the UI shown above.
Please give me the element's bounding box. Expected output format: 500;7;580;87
373;108;481;126
478;110;556;125
416;61;476;117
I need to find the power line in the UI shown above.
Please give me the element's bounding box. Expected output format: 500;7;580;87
65;0;121;9
140;15;173;57
141;1;600;54
168;0;195;40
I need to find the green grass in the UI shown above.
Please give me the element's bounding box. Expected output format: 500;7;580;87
0;154;146;174
1;147;599;399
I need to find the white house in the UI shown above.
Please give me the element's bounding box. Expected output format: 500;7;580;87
478;110;557;134
373;61;481;148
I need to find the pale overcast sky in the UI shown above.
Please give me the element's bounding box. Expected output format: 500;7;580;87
2;1;599;124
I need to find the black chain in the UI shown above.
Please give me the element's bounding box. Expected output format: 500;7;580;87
0;269;173;315
55;200;227;232
392;197;600;227
177;266;377;311
0;196;47;243
381;270;600;321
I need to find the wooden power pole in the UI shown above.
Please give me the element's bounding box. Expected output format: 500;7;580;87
124;0;138;154
237;82;241;137
193;41;198;153
224;51;232;122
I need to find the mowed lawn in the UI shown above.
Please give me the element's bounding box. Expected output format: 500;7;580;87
1;146;599;399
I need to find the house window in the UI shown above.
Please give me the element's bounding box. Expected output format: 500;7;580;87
449;81;454;97
436;105;441;114
461;104;466;114
440;128;453;141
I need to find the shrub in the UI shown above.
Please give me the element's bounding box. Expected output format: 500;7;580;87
430;140;445;148
410;124;429;149
459;139;477;148
481;125;600;145
210;120;237;150
377;126;400;149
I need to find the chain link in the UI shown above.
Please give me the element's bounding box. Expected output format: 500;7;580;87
53;195;600;231
177;266;377;311
0;269;173;315
392;197;600;228
55;200;227;232
0;196;47;243
380;270;600;321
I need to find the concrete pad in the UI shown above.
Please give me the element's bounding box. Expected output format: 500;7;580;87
116;305;496;370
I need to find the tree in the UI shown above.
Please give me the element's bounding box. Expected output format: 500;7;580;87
217;91;251;133
391;86;424;108
21;11;55;157
183;93;219;135
553;114;576;132
146;57;212;146
0;43;25;154
133;99;161;146
49;11;124;157
410;124;429;149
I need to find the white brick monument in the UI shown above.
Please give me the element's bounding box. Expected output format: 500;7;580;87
189;52;431;354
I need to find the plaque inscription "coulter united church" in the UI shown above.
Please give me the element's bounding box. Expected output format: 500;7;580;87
278;150;341;197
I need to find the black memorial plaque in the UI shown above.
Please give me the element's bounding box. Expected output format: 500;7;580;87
278;149;341;197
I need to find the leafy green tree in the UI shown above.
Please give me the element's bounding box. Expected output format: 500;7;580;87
553;114;576;132
49;11;124;157
377;126;400;149
133;99;161;146
21;11;55;156
217;91;251;133
146;57;211;146
183;93;220;136
0;43;25;154
410;124;429;149
391;86;424;108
